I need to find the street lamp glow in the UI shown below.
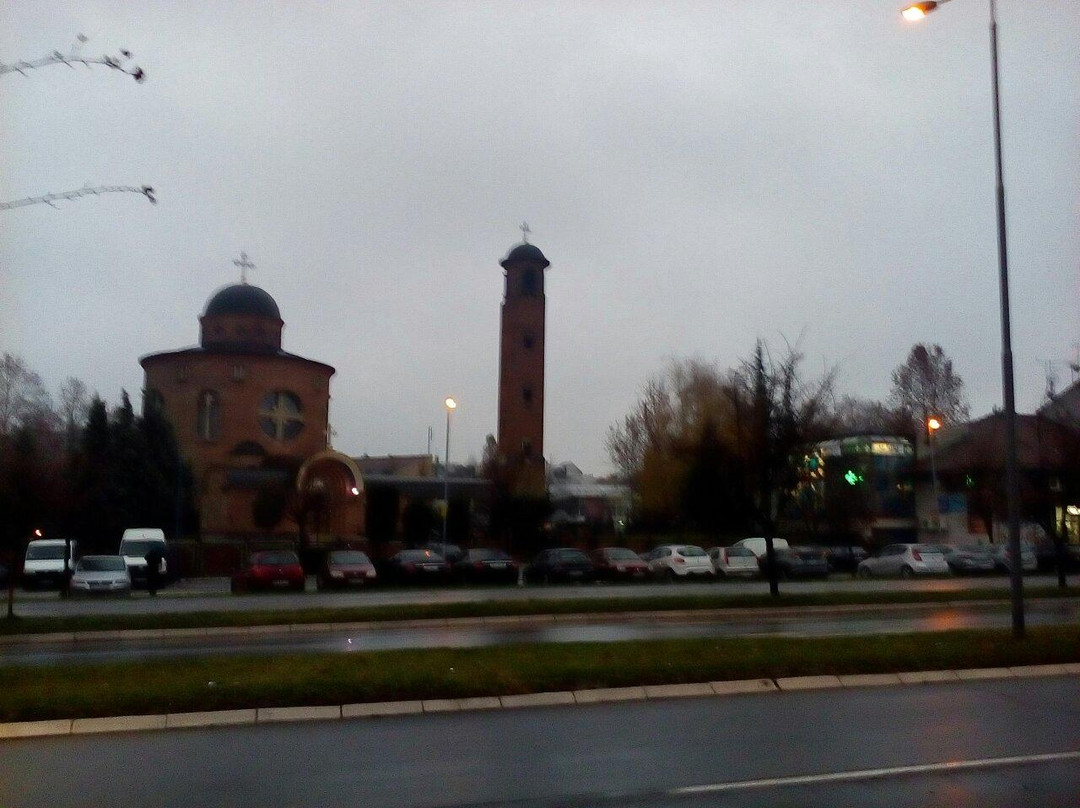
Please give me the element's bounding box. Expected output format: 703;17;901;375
350;486;360;496
445;397;457;410
901;2;938;21
927;417;942;432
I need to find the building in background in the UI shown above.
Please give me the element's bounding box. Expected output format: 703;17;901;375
140;278;363;543
496;241;550;496
547;462;631;542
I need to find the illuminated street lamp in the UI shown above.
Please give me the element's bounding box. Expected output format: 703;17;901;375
442;397;457;557
927;417;942;530
902;0;1024;637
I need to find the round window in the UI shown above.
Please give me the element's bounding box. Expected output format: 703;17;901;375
258;391;305;440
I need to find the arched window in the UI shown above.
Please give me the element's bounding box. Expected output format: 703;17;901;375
259;391;305;440
197;390;221;441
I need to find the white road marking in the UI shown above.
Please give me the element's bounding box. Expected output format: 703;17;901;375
672;750;1080;794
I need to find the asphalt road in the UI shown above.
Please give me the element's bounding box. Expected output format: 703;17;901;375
9;573;1069;617
3;599;1078;666
1;677;1077;807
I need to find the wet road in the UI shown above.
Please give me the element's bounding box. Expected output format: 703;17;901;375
4;599;1077;666
1;677;1077;807
10;573;1068;617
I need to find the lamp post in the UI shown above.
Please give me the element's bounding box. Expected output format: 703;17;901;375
927;416;942;531
902;0;1025;637
442;397;457;557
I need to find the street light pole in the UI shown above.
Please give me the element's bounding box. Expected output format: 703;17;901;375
442;397;457;557
927;417;942;531
901;0;1024;638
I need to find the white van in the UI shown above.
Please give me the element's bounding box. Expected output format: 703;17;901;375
23;539;78;589
731;537;790;559
118;528;168;585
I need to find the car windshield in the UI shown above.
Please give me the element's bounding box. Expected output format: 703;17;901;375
401;550;443;562
254;552;299;566
468;549;510;561
329;551;370;565
677;546;706;557
725;547;755;558
557;549;589;562
78;556;126;572
912;545;944;555
603;548;639;561
25;544;66;560
120;540;162;557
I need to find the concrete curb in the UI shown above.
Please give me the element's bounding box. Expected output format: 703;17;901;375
1;665;1075;741
4;597;1076;647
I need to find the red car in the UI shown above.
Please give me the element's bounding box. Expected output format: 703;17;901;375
231;550;306;593
591;547;649;581
316;549;378;590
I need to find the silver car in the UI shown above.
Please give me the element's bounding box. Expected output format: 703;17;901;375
857;544;951;578
70;555;132;595
991;541;1038;573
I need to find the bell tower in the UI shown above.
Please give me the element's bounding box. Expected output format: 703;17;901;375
496;239;550;495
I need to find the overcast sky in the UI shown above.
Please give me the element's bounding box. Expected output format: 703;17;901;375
2;1;1078;474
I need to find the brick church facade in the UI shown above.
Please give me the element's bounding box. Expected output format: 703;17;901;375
140;279;363;541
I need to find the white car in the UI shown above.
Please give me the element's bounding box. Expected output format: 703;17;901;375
707;546;760;578
731;537;790;560
70;555;131;595
22;539;78;589
857;544;951;578
644;545;715;580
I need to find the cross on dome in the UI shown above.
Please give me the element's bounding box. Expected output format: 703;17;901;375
233;251;256;285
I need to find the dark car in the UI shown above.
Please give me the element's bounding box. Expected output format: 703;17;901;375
230;550;306;593
822;545;869;574
384;549;451;584
591;547;649;581
775;547;830;579
453;548;519;584
316;549;378;590
525;548;595;584
935;544;996;575
423;542;465;565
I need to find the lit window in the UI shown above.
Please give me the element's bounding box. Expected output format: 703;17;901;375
197;390;221;441
259;391;305;440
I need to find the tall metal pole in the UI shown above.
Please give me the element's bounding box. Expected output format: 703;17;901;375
442;406;451;557
929;427;941;529
989;0;1024;637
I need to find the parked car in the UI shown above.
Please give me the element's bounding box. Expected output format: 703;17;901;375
645;544;715;581
857;544;951;578
316;549;377;590
453;548;519;584
707;545;759;578
22;539;77;590
423;542;465;565
591;547;649;582
231;550;306;593
991;541;1038;574
525;548;595;584
384;549;452;584
731;537;790;561
118;528;169;588
822;545;869;574
935;544;996;575
70;555;131;595
775;546;831;579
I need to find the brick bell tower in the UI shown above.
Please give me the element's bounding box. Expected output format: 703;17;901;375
496;239;550;496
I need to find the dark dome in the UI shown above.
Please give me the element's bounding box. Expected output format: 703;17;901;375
501;243;550;269
204;284;281;319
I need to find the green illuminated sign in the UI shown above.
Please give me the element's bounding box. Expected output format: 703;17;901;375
844;469;865;486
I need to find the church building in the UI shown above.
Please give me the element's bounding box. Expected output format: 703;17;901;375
139;263;363;542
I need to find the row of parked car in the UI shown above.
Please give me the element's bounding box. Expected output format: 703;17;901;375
7;530;172;594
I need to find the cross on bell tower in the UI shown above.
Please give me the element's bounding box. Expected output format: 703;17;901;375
233;251;255;285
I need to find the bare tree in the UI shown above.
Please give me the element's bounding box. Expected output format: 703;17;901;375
889;344;969;432
0;353;54;437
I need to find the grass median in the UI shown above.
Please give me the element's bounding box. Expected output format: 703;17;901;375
1;625;1078;723
1;585;1077;636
